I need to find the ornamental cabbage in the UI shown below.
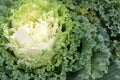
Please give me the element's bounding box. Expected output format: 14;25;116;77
0;0;120;80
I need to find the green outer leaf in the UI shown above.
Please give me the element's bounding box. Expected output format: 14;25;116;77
98;60;120;80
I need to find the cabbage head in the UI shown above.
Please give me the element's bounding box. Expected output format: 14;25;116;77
0;0;74;79
3;0;71;67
